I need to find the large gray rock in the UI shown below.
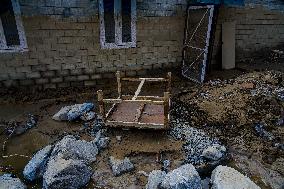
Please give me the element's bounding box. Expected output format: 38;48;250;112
52;103;94;121
202;144;226;161
211;166;260;189
51;135;98;164
0;174;27;189
109;156;134;176
23;145;53;181
52;106;70;121
146;170;166;189
160;164;202;189
43;156;92;189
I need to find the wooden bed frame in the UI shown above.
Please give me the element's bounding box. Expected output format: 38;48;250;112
97;71;171;129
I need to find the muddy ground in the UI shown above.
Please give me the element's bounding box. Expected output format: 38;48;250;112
0;64;284;189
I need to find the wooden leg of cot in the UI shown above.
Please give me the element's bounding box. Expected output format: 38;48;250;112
97;90;105;121
116;71;122;98
167;72;172;94
164;92;170;129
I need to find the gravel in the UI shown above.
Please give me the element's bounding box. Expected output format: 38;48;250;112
170;114;222;165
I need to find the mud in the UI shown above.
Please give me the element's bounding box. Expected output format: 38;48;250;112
0;68;284;189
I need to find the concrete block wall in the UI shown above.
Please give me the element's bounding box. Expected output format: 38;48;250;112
0;0;187;89
212;5;284;64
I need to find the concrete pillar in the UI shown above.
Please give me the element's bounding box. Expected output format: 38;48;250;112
222;21;236;69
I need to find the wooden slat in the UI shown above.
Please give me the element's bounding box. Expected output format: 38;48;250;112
105;120;165;130
164;92;170;129
116;71;122;97
132;78;145;100
105;103;117;119
122;95;164;101
103;99;164;105
121;78;168;82
134;103;145;122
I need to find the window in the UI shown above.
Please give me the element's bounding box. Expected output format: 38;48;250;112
0;0;27;52
99;0;136;49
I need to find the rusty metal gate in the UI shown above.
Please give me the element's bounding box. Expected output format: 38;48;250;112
182;5;214;83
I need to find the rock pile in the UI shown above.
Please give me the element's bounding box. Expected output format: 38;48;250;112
23;132;109;188
170;116;226;165
146;164;260;189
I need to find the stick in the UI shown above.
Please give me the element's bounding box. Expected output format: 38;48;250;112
167;72;172;94
97;90;105;121
116;71;122;97
164;92;170;129
132;79;146;100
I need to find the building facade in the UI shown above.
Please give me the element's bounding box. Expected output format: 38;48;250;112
0;0;283;89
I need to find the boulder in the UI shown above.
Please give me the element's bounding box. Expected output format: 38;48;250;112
43;156;92;189
160;164;202;189
96;137;110;151
51;135;98;164
211;165;260;189
202;144;226;161
52;103;94;121
52;106;71;121
146;170;166;189
0;174;27;189
23;145;53;181
66;103;94;121
109;156;134;176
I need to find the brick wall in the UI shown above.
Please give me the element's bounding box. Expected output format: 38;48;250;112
212;5;284;64
0;0;187;89
1;0;284;89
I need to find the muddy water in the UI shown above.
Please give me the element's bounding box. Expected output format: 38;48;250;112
0;101;184;188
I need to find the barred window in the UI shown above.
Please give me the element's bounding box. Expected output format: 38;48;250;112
99;0;136;49
0;0;27;52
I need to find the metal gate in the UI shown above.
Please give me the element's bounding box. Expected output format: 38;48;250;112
182;5;214;83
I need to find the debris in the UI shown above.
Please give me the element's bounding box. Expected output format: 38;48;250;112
274;143;284;151
116;136;122;142
25;114;38;129
23;145;53;181
160;164;202;189
254;123;275;141
109;156;134;176
202;144;226;161
92;169;112;188
91;116;104;133
52;103;94;121
43;156;92;189
50;135;98;164
96;137;110;151
170;120;221;165
276;117;284;126
80;111;96;122
146;170;166;189
136;171;149;186
162;160;171;173
0;174;27;189
211;165;260;189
